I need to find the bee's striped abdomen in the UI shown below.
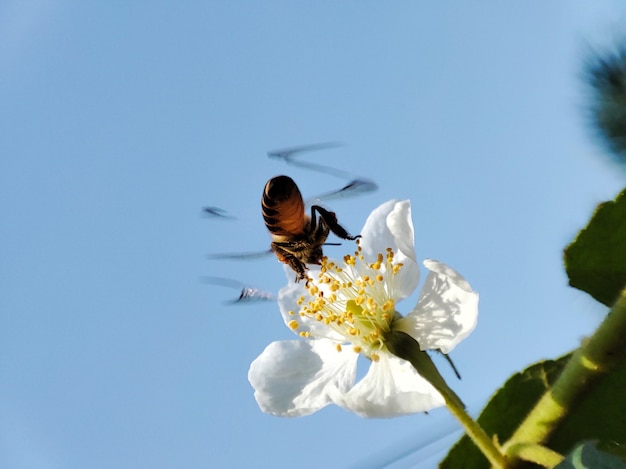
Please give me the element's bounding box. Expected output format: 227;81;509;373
262;175;307;236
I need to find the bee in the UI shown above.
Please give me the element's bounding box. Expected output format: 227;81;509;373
262;175;360;282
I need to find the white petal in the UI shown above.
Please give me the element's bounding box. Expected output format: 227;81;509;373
395;260;479;354
359;200;419;301
248;339;357;417
333;354;445;418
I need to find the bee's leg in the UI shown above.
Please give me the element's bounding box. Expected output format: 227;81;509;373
310;205;361;241
271;243;309;282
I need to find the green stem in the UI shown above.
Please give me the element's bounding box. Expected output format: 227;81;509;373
505;443;564;468
386;330;508;468
502;286;626;461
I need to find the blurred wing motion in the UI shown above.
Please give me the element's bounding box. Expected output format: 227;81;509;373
267;142;355;180
268;142;378;197
307;178;378;204
206;249;274;261
202;206;236;219
204;143;377;275
202;276;275;304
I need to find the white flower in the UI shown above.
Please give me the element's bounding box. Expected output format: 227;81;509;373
248;200;479;418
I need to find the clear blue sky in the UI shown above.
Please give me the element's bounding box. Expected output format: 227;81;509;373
1;2;625;468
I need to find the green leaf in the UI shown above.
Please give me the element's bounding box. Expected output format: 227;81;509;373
440;355;570;469
564;187;626;306
555;442;626;469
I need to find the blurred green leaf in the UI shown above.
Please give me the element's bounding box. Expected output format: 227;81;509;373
564;187;626;307
555;442;626;469
585;45;626;164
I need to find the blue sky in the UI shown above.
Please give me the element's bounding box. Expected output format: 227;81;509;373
1;2;626;468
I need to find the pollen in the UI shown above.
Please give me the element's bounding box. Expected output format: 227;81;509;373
336;344;343;352
288;320;299;330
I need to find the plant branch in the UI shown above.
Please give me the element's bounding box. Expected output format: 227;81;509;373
502;286;626;460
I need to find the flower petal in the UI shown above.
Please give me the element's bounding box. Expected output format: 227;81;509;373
333;354;445;418
359;200;420;301
395;260;479;354
248;339;357;417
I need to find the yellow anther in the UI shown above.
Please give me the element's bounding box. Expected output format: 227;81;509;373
315;313;323;322
355;296;365;306
376;274;384;282
348;327;360;336
371;353;380;362
288;310;295;316
288;320;299;330
353;345;362;353
336;344;343;352
382;300;395;312
393;263;404;274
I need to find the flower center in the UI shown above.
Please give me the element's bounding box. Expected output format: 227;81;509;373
288;241;404;362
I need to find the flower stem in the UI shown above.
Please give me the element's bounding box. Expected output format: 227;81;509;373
386;330;507;468
502;286;626;461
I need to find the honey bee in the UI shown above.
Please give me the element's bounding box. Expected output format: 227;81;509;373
262;175;360;282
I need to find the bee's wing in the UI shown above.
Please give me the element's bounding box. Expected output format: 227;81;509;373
268;142;355;180
268;141;343;160
206;248;274;260
202;276;276;304
202;206;236;219
307;178;378;204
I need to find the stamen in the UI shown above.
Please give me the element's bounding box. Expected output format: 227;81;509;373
295;246;401;361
